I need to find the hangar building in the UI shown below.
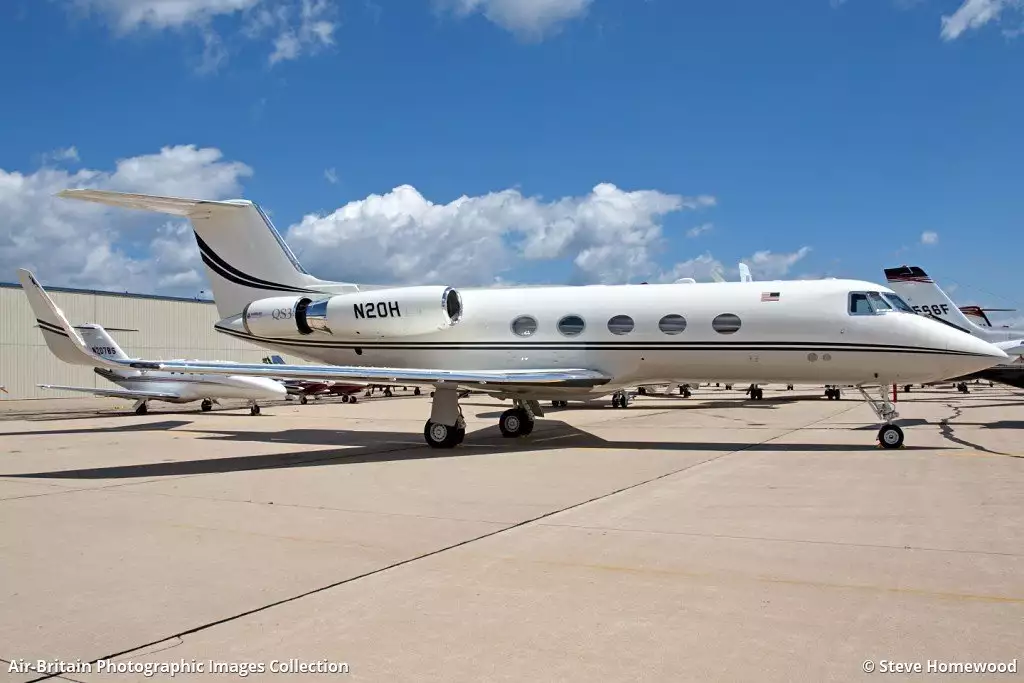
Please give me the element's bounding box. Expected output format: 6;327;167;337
0;279;307;400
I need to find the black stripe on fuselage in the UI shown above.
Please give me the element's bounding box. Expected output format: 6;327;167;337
194;232;317;294
212;324;988;357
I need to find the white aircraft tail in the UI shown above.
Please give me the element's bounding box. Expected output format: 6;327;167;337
55;189;349;318
738;263;753;282
883;266;978;333
74;324;132;361
19;269;95;366
18;269;137;372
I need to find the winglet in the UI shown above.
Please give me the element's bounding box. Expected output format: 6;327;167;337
17;268;131;370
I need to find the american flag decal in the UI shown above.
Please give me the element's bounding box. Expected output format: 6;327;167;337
761;291;780;302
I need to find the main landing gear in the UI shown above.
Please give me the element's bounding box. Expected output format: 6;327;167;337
746;384;764;401
611;391;631;408
201;398;213;411
824;386;842;400
132;399;148;415
857;386;904;449
249;400;261;416
422;387;546;448
679;385;691;398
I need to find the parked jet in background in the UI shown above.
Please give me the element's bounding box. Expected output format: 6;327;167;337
50;189;1009;450
261;354;365;403
885;265;1024;390
19;274;287;415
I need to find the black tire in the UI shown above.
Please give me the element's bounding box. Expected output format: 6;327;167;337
300;395;308;405
250;405;260;416
878;424;904;449
340;395;349;403
349;395;357;404
454;427;466;445
201;400;212;412
424;420;460;448
499;408;531;437
135;403;148;415
414;387;421;396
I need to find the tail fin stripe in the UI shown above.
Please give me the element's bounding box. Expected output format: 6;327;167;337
37;319;70;338
199;252;313;295
194;232;318;294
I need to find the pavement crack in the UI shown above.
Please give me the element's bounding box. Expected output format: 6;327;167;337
938;403;1007;455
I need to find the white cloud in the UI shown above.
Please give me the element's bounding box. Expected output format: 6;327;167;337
686;222;712;238
284;182;704;285
324;167;338;184
657;247;812;284
920;230;939;245
0;145;251;295
64;0;337;70
435;0;593;39
940;0;1023;39
42;147;80;164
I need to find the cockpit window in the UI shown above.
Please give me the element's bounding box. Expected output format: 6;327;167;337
867;292;892;311
849;292;873;315
882;293;916;313
850;290;910;316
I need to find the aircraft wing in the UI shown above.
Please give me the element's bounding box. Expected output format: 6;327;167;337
18;268;611;394
994;339;1024;356
37;384;181;400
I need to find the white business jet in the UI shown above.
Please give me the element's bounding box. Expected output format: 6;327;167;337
17;285;287;415
42;189;1008;450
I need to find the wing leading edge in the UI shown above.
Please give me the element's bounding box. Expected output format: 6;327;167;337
17;268;611;393
38;384;181;400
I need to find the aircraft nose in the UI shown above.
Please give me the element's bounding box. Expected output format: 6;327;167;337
943;331;1009;379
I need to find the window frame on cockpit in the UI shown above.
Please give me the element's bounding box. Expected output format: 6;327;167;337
848;290;915;316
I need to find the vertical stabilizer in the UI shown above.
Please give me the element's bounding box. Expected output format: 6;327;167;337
738;263;753;282
55;189;358;318
883;266;979;333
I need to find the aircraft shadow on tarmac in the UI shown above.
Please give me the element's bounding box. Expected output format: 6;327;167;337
0;419;193;438
0;419;953;481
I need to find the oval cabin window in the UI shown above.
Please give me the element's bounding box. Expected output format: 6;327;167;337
658;314;687;335
511;315;538;337
557;314;586;337
607;315;634;335
712;313;742;334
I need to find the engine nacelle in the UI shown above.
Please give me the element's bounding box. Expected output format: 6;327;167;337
241;286;463;339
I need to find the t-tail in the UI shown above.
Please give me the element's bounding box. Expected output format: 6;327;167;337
54;189;359;318
883;266;980;334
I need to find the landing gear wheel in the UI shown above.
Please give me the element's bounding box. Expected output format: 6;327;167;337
499;408;532;438
454;427;466;445
250;404;261;416
424;420;460;448
340;395;348;403
135;402;148;415
300;395;308;405
201;399;212;412
348;395;357;404
878;424;904;449
414;387;421;396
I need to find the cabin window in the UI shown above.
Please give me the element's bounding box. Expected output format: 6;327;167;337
510;315;538;337
712;313;741;334
849;292;873;315
607;315;634;335
557;314;586;337
658;314;687;335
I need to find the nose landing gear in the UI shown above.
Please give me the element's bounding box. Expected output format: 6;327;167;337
858;386;903;449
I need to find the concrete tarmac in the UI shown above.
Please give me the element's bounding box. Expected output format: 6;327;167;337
1;384;1022;682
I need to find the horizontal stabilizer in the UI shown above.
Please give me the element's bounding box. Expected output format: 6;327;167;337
56;189;247;217
38;384;180;400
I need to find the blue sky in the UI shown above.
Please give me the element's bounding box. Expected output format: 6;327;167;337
0;0;1021;320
